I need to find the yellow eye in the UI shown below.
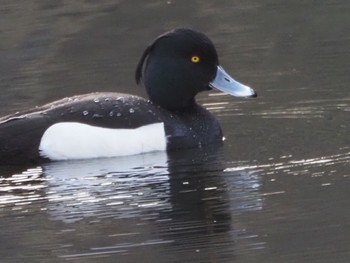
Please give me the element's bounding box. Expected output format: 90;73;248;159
191;56;201;63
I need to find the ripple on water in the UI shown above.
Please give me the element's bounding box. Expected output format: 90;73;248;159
225;150;350;193
0;167;46;213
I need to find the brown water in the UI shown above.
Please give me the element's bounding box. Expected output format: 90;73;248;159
0;1;349;262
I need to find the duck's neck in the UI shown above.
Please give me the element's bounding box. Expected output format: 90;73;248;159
148;93;196;111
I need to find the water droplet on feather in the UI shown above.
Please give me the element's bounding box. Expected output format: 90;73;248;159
93;113;103;118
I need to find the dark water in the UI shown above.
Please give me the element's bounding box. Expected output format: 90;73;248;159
1;1;349;262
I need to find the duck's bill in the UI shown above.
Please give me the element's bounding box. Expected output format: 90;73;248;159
209;66;257;97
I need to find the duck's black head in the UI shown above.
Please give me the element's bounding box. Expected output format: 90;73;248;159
136;28;256;111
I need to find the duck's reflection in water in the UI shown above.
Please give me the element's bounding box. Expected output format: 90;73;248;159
38;146;263;261
43;152;171;223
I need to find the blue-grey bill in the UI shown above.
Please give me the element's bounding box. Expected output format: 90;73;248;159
209;66;257;97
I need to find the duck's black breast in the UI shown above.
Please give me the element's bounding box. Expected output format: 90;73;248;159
162;105;223;150
0;92;222;164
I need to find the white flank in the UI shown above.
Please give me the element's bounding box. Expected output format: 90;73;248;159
39;122;167;160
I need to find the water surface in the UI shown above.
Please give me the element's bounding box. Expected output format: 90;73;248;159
0;1;349;262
